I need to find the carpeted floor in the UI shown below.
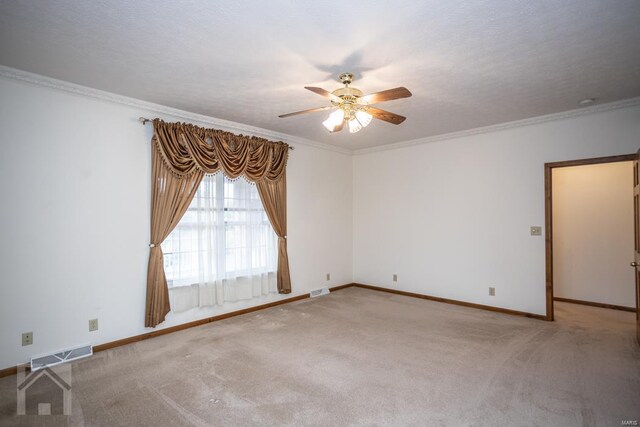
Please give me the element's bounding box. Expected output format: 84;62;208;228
1;286;639;426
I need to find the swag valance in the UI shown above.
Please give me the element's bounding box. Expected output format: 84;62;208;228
153;119;289;181
145;119;292;328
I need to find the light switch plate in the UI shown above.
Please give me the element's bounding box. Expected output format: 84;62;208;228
530;226;542;236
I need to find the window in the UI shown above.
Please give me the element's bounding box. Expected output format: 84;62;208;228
162;174;277;308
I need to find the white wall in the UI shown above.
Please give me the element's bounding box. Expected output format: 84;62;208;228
2;71;639;370
353;106;640;316
0;76;353;369
552;162;635;307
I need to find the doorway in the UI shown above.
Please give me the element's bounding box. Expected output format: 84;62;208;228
544;154;637;321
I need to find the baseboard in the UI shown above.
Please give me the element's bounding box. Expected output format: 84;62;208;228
554;297;636;313
324;283;355;292
353;283;548;320
1;282;549;378
0;283;357;378
0;363;29;379
95;283;357;353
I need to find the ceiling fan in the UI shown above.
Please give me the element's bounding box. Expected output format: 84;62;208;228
278;72;412;133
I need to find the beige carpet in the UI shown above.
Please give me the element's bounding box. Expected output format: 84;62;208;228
1;286;639;426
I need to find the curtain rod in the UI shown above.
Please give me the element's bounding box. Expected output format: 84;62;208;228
138;117;294;150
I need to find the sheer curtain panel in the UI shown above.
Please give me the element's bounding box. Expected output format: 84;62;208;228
163;174;278;312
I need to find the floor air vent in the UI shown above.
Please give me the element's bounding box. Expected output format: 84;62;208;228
310;287;330;298
31;344;93;371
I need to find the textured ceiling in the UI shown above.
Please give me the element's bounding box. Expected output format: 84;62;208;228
1;0;640;150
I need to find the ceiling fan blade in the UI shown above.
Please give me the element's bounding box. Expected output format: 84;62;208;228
278;106;334;118
304;86;341;102
367;107;406;125
330;120;345;133
360;87;412;105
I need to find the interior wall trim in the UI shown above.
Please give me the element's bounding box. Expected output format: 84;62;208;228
554;297;637;313
544;153;636;321
5;286;632;378
0;282;549;378
354;283;548;320
0;65;351;156
353;97;640;156
3;65;640;158
0;284;356;379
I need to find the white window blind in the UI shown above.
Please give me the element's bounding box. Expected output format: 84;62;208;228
162;174;277;311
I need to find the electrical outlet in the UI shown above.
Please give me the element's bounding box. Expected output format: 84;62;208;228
22;332;33;346
393;274;398;282
89;318;99;332
489;287;496;296
326;273;330;281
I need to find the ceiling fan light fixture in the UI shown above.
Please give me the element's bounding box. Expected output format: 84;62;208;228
348;110;372;133
348;117;363;133
355;110;373;128
280;73;411;135
322;109;344;131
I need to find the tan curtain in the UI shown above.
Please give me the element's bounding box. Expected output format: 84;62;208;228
145;119;291;327
257;173;292;294
146;147;204;327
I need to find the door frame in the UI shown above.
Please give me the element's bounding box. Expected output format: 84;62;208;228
544;154;636;321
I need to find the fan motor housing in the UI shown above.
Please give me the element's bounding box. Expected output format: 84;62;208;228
331;87;364;106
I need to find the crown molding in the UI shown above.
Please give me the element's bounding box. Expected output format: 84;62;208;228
353;96;640;155
0;65;351;155
3;65;639;157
